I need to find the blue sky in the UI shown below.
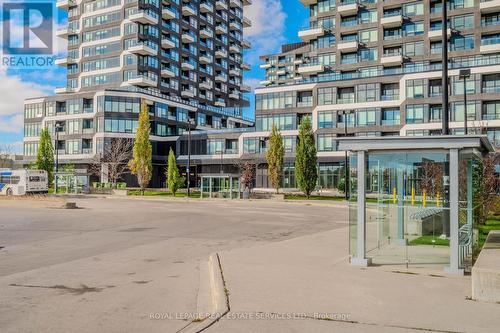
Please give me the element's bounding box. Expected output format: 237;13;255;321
0;0;307;152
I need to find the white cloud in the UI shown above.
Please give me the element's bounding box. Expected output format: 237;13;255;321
0;68;54;135
243;77;262;92
243;0;287;65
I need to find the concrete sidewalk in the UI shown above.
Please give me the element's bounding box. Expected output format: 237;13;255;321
212;227;500;333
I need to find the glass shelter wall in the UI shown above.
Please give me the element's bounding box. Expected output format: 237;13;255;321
201;175;240;199
350;150;457;266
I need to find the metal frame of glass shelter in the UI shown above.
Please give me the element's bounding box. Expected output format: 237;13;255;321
200;174;241;199
338;136;494;275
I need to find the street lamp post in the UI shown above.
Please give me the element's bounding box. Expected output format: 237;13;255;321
459;69;471;135
258;138;266;188
340;110;352;200
54;123;63;194
442;0;450;135
219;148;224;174
186;118;194;197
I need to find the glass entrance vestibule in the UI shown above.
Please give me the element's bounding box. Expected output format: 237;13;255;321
339;136;493;275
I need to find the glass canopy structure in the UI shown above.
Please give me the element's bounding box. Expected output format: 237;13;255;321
338;136;493;275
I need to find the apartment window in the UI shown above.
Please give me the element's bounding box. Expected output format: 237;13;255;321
482;13;500;27
104;118;138;133
451;14;474;30
341;52;357;65
312;0;336;15
449;0;474;10
406;79;426;99
483;101;500;120
430;41;442;54
404;42;424;56
482;74;500;93
382;108;400;125
359;9;377;24
451;101;477;121
384;46;402;56
24;142;39;156
487;128;500;147
318;163;343;190
403;2;424;16
429;105;442;123
256;114;296;131
338;87;355;104
318;53;336;66
67;119;80;134
430;1;442;14
359;48;377;62
406;104;426;124
283;136;296;153
318;111;336;129
255;91;296;110
429;79;442;97
312;34;336;50
318;87;336;105
381;83;399;100
450;35;474;51
356;83;379;103
481;33;500;46
359;29;377;43
356;108;377;127
403;22;424;37
66;140;80;155
384;27;401;40
317;134;336;152
451;74;478;95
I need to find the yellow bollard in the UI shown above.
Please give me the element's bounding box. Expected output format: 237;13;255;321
393;187;397;204
436;193;441;207
423;190;427;208
411;187;415;205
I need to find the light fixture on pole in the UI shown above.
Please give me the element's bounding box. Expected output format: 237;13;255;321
441;0;450;135
186;118;194;197
459;69;471;135
340;110;353;200
54;123;63;194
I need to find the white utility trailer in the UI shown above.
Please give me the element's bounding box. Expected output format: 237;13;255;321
0;169;49;196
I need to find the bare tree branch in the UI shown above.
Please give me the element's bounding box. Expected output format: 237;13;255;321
0;145;14;168
89;138;133;184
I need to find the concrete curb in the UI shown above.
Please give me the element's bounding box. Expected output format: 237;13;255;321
177;253;229;333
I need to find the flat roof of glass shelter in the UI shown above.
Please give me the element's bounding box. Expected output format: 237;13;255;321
338;136;493;275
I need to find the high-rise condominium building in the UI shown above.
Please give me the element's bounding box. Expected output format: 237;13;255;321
174;0;500;191
23;0;253;187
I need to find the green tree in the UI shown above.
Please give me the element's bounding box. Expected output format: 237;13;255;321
266;124;284;194
166;148;185;196
36;127;55;185
295;116;318;198
128;100;152;195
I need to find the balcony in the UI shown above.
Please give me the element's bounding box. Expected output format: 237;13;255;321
54;87;75;94
480;42;500;54
126;75;157;87
230;0;242;7
260;80;272;86
297;63;324;75
229;68;241;76
241;84;251;92
229;91;241;99
182;4;197;16
215;74;228;82
242;0;252;5
241;63;251;70
242;16;252;28
200;2;214;13
259;63;271;69
299;0;317;5
242;40;251;49
294;59;303;65
380;15;403;28
298;26;326;41
129;11;158;25
276;69;286;75
214;99;226;107
229;44;241;53
162;7;176;20
200;28;213;38
56;28;69;38
428;29;451;41
161;68;176;78
199;80;213;90
216;0;228;10
215;24;228;34
56;0;71;9
337;40;359;52
128;44;158;56
181;88;196;98
182;32;195;43
337;2;358;16
161;37;176;49
199;54;213;64
480;0;500;13
181;61;195;70
381;55;404;66
55;57;75;66
215;49;228;58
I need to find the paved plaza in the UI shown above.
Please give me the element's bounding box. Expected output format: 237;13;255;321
0;196;499;333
